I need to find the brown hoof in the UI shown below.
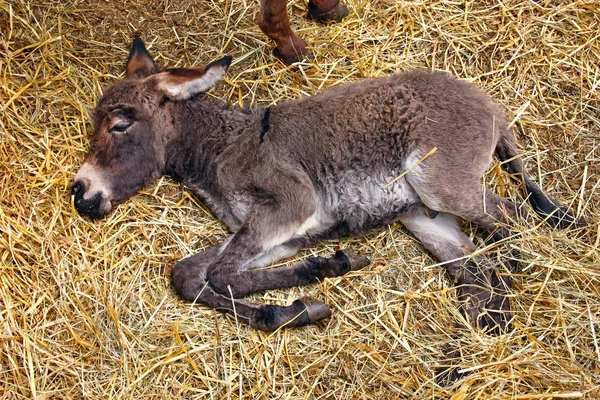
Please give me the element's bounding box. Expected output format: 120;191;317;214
298;298;332;322
460;286;513;334
308;1;349;23
436;364;468;386
336;250;370;271
273;46;314;65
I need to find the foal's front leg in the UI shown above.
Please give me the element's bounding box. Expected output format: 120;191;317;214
172;182;368;330
171;241;338;331
209;242;370;298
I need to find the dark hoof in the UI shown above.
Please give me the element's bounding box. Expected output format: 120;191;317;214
273;46;314;65
460;286;513;334
320;250;370;278
299;298;332;322
482;298;512;335
251;299;331;331
308;1;349;23
337;250;370;271
483;270;514;334
475;311;511;335
436;365;468;386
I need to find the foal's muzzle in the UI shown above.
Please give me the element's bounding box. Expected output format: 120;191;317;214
71;180;107;219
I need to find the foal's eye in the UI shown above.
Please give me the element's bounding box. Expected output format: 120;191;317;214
108;121;132;133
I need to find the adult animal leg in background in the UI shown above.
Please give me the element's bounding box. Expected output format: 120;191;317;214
258;0;348;64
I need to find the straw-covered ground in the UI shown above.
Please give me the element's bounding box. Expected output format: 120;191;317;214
1;0;599;398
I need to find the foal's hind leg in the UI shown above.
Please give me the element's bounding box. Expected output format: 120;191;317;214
407;162;521;332
399;209;511;332
434;190;521;331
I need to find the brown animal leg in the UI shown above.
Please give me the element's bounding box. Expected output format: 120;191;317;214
308;0;349;23
258;0;312;64
406;156;526;331
399;209;512;333
444;190;522;330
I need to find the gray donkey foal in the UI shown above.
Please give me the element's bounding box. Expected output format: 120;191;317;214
72;39;577;332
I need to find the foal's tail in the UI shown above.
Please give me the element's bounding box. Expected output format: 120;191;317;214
495;130;581;229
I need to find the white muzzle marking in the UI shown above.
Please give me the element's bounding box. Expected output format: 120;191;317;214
74;162;113;213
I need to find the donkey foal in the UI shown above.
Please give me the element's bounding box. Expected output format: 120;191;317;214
72;38;578;332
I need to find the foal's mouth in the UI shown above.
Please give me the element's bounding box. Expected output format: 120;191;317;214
72;185;109;220
86;192;102;214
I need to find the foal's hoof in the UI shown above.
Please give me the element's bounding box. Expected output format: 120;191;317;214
482;294;513;334
336;250;370;271
299;298;332;322
474;309;512;335
308;1;349;23
482;269;514;334
251;299;332;331
461;287;512;334
320;250;370;278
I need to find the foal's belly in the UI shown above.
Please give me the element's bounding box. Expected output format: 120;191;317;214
325;170;420;234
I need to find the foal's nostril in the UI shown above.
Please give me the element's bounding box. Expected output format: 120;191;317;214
71;181;83;196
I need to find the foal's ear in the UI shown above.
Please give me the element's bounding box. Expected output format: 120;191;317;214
153;56;232;101
126;37;156;79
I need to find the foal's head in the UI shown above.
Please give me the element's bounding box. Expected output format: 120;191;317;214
71;38;231;218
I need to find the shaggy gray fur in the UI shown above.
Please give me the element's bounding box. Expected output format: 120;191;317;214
72;38;578;333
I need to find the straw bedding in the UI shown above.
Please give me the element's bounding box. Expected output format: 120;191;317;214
0;0;598;398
